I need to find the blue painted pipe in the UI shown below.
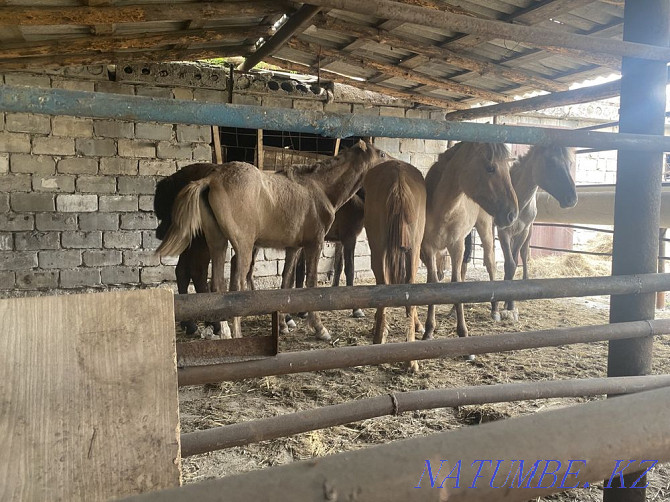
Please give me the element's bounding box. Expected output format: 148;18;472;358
1;84;669;150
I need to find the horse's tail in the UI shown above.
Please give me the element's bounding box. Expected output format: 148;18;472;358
156;177;211;257
385;178;416;285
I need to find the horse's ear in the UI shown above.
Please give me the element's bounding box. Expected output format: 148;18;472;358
357;138;368;152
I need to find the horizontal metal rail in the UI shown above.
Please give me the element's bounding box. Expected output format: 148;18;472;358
123;386;670;502
174;273;670;322
180;374;670;456
4;85;670;150
178;319;670;386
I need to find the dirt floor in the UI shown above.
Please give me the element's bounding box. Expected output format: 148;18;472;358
177;253;670;501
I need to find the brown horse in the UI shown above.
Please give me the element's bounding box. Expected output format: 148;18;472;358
474;145;577;321
364;160;426;372
421;142;518;355
156;140;386;340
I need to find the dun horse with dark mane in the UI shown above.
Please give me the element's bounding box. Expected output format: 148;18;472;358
156;140;386;340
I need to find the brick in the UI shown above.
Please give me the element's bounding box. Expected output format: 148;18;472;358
119;213;157;230
263;248;285;260
140;266;175;283
232;94;260;106
135;86;172;98
60;268;101;289
373;137;400;154
324;102;352;114
399;138;425;154
10;193;55;212
52;116;93;137
410;153;438;170
62;231;102;248
379;106;405;118
33;137;75;156
136;123;173;141
104;231;142;249
83;250;122;267
99;195;138;212
192;144;212;162
430;111;446;121
4;73;51;88
0;213;34;231
52;79;95;92
101;266;139;285
39;250;81;269
142;230;161;250
16;270;59;290
5;113;51;134
118;139;156;158
75;138;116;157
123;250;160;267
352;104;380;116
93;120;134;138
262;96;293;109
36;213;77;231
0;271;15;290
0;132;31;153
10;154;56;175
100;157;138;175
160;255;178;266
192;89;226;103
354;255;371;271
138;195;154;212
56;194;98;212
117;176;155;195
15;231;60;250
0;233;12;250
156;142;192;160
139;159;176;176
0;193;8;213
0;251;38;271
424;139;449;154
76;175;117;193
173;88;193;100
32;175;75;193
406;109;430;119
95;81;134;95
57;157;98;175
0;154;7;174
176;124;211;143
293;99;324;112
79;213;119;232
254;259;278;277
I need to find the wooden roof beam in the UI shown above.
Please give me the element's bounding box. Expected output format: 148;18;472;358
0;1;289;26
302;0;670;61
314;15;567;92
289;39;512;103
238;5;321;72
265;56;464;110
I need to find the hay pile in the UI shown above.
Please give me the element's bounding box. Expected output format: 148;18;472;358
527;253;611;278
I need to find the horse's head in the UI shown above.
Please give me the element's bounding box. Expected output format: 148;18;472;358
533;145;578;209
348;138;389;171
460;143;518;228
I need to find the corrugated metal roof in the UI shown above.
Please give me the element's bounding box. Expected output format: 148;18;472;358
0;0;628;110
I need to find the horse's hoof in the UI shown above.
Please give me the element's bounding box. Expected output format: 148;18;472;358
422;332;434;341
286;319;297;329
315;328;331;342
491;312;501;322
352;309;365;319
280;327;290;335
447;307;456;319
406;361;420;373
463;354;476;362
297;312;308;320
221;322;232;339
415;324;425;335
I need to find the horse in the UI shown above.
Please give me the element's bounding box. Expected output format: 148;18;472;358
421;142;518;355
156;139;387;340
473;145;577;321
364;160;426;372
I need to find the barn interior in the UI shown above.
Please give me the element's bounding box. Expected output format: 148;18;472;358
1;1;670;501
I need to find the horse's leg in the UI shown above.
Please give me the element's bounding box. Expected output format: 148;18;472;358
370;256;387;345
208;240;232;337
478;222;500;321
505;229;530;322
373;305;387;345
422;249;438;340
499;231;519;321
520;225;533;281
332;241;344;286
292;249;307;320
278;248;300;334
304;243;330;341
246;246;258;291
406;250;420;372
175;251;198;335
227;243;255;338
342;238;364;319
436;251;446;282
449;239;475;361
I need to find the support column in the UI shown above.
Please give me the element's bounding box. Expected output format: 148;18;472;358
606;1;670;501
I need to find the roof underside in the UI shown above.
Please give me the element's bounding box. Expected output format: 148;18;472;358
0;0;626;110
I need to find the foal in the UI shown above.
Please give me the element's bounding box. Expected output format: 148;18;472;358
157;140;386;340
365;160;426;372
421;142;518;350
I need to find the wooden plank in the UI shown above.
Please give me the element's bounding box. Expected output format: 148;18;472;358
256;129;264;169
212;125;223;164
0;289;180;501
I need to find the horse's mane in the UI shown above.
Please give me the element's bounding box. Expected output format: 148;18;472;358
278;142;370;182
434;141;511;166
512;144;574;174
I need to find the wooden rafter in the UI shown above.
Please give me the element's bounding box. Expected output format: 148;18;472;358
264;56;466;110
0;27;269;60
289;39;512;103
314;15;567;92
0;1;290;26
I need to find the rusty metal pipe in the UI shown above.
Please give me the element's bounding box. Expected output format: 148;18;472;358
178;319;670;386
180;375;670;456
174;273;670;322
122;386;670;502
